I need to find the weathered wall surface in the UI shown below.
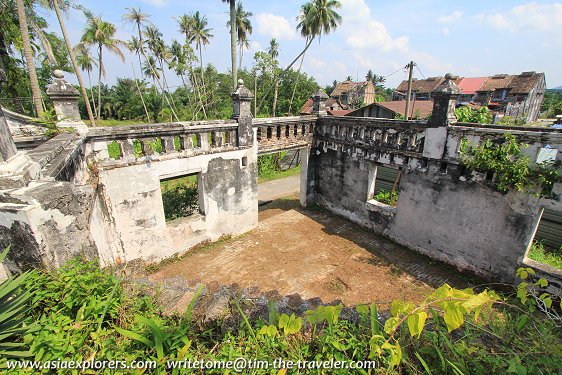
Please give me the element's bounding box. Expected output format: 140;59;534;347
310;114;561;283
93;147;258;264
0;181;97;274
390;166;540;282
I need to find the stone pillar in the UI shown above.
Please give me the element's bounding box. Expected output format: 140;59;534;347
46;70;87;133
312;89;329;116
430;73;462;127
0;69;17;162
231;79;254;147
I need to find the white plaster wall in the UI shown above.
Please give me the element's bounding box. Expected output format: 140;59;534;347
95;148;258;264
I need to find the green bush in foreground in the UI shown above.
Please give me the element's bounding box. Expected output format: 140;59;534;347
0;258;560;374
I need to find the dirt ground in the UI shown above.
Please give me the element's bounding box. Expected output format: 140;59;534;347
149;195;479;307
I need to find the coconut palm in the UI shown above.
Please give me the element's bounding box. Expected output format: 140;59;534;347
15;0;43;115
187;11;213;91
258;0;342;114
122;7;150;56
79;15;126;120
128;36;144;79
267;38;280;116
51;0;96;126
222;0;237;89
227;2;252;70
123;8;177;121
74;44;97;117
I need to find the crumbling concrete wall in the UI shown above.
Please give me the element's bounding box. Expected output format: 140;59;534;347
92;147;258;264
390;165;540;282
0;181;97;274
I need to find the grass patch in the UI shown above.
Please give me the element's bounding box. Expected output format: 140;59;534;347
258;165;301;184
97;119;147;127
527;241;562;269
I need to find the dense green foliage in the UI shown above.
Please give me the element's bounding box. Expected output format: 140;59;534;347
374;190;398;207
0;0;72;116
160;175;199;221
454;106;493;124
541;91;562;118
1;258;561;374
459;134;562;196
257;152;287;179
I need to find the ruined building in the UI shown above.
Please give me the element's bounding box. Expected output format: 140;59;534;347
0;71;560;293
393;72;546;123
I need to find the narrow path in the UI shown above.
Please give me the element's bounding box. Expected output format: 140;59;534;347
258;175;300;203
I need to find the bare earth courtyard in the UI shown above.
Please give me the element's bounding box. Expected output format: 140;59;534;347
148;194;480;310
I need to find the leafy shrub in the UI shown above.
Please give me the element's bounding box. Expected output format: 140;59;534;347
459;134;562;196
454;106;493;124
0;247;36;359
2;258;561;374
374;190;398;206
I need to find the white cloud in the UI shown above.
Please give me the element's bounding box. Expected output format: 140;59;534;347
441;27;450;36
476;3;562;32
249;41;263;52
255;13;296;40
139;0;169;7
339;0;409;52
437;11;463;24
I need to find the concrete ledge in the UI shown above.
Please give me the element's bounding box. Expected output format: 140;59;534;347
522;257;562;295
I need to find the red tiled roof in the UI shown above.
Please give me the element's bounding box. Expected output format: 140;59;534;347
376;101;434;118
299;98;313;115
457;77;487;95
327;110;351;116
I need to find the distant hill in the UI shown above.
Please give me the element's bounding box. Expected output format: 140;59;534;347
548;86;562;91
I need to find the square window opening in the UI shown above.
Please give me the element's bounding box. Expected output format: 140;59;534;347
367;164;401;207
160;173;203;222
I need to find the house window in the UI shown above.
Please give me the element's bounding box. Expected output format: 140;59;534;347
367;164;401;207
160;173;203;221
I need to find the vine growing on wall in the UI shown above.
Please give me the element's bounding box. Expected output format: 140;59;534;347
459;134;561;197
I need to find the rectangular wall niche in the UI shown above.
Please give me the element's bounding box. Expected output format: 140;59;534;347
367;164;401;207
160;173;203;221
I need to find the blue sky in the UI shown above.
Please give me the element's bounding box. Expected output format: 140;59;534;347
41;0;562;89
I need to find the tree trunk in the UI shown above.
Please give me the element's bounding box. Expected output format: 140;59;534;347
131;62;150;122
53;0;96;126
288;51;306;115
257;36;314;114
229;0;237;89
15;0;42;116
272;78;278;117
97;44;102;120
239;43;243;71
87;70;97;117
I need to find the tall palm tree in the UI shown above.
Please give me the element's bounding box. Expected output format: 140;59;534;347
74;43;97;118
187;11;213;92
15;0;43;116
123;7;177;121
79;16;126;120
222;0;237;89
258;0;342;114
128;36;144;79
51;0;96;126
228;2;252;70
267;38;280;117
122;7;150;57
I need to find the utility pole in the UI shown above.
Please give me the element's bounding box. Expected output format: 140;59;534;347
404;61;415;120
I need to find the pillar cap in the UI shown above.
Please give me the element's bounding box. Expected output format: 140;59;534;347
231;79;253;100
431;73;462;97
46;70;80;98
